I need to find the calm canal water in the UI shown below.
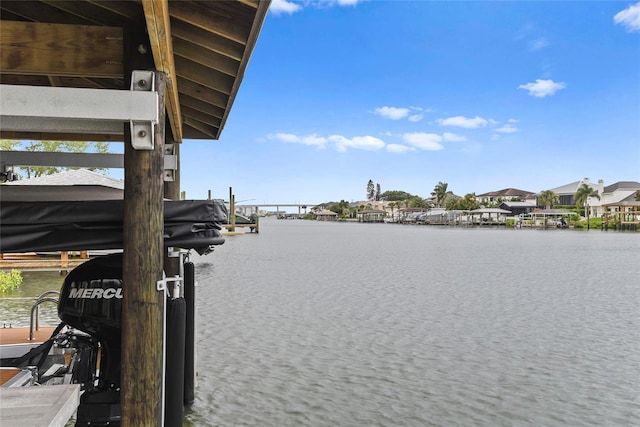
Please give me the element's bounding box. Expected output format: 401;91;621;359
186;219;639;426
2;219;638;426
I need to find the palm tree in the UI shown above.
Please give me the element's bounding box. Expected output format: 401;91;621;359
538;190;559;209
388;201;397;221
459;193;479;210
574;184;600;230
433;181;448;207
574;184;600;214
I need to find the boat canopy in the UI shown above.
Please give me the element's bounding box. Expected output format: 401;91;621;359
0;186;227;255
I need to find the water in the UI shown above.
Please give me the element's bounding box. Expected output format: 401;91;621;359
0;269;66;328
186;219;640;426
2;219;639;426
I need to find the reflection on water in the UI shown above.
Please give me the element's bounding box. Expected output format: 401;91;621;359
0;270;65;327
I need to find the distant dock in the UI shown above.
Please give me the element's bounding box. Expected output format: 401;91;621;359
0;252;90;272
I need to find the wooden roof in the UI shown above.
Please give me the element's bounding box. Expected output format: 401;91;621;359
0;0;270;143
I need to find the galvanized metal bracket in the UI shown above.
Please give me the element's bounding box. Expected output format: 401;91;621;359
157;274;183;299
157;273;182;291
164;143;177;181
130;70;158;151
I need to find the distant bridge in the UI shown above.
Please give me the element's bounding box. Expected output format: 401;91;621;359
234;203;321;215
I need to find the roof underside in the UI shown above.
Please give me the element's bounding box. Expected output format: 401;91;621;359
0;0;270;143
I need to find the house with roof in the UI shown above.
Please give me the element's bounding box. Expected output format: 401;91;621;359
545;177;603;207
476;188;537;205
3;169;125;200
498;201;537;216
601;191;640;230
592;181;640;217
314;209;338;221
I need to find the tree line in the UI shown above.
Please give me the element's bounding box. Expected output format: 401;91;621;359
0;139;111;179
315;179;620;218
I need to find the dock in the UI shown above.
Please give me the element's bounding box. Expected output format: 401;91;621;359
0;252;90;272
221;223;259;234
0;384;79;427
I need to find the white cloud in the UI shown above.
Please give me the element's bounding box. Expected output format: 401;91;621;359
528;37;549;51
268;132;299;143
408;114;423;122
270;0;361;15
374;106;410;120
301;134;328;146
329;135;385;152
508;118;519;123
518;79;566;97
437;116;488;128
270;0;302;15
495;125;518;133
386;144;414;153
442;132;467;142
402;133;444;151
614;2;640;32
268;133;327;147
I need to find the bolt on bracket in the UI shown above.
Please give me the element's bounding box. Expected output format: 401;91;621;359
130;70;158;150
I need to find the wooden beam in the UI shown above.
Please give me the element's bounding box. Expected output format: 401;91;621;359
182;116;218;139
179;94;225;122
121;28;164;426
0;21;122;78
170;19;245;61
176;78;229;110
181;105;224;126
175;56;235;95
169;1;252;45
142;0;183;143
236;0;260;8
173;38;240;77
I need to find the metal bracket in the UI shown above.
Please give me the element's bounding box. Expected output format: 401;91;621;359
157;273;183;299
164;144;177;182
130;70;158;150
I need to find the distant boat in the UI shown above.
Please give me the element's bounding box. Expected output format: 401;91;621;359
229;212;256;224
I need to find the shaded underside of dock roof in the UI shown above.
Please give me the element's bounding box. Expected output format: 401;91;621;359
0;0;271;143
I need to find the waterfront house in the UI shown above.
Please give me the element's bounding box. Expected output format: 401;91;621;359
315;209;338;221
545;178;603;207
591;181;640;217
602;192;640;230
476;188;537;205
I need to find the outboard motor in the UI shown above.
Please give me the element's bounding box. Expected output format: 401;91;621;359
58;253;124;426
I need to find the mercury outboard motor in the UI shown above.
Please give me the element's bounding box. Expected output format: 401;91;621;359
58;253;124;426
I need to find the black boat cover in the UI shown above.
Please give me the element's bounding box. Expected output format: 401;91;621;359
0;186;227;254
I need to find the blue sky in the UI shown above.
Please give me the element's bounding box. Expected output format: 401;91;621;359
177;0;640;205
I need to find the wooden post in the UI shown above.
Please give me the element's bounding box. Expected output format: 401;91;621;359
121;29;165;426
229;187;236;232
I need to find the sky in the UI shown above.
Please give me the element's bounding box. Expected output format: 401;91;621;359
176;0;640;206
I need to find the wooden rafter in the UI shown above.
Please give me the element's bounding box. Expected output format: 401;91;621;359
142;0;183;142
